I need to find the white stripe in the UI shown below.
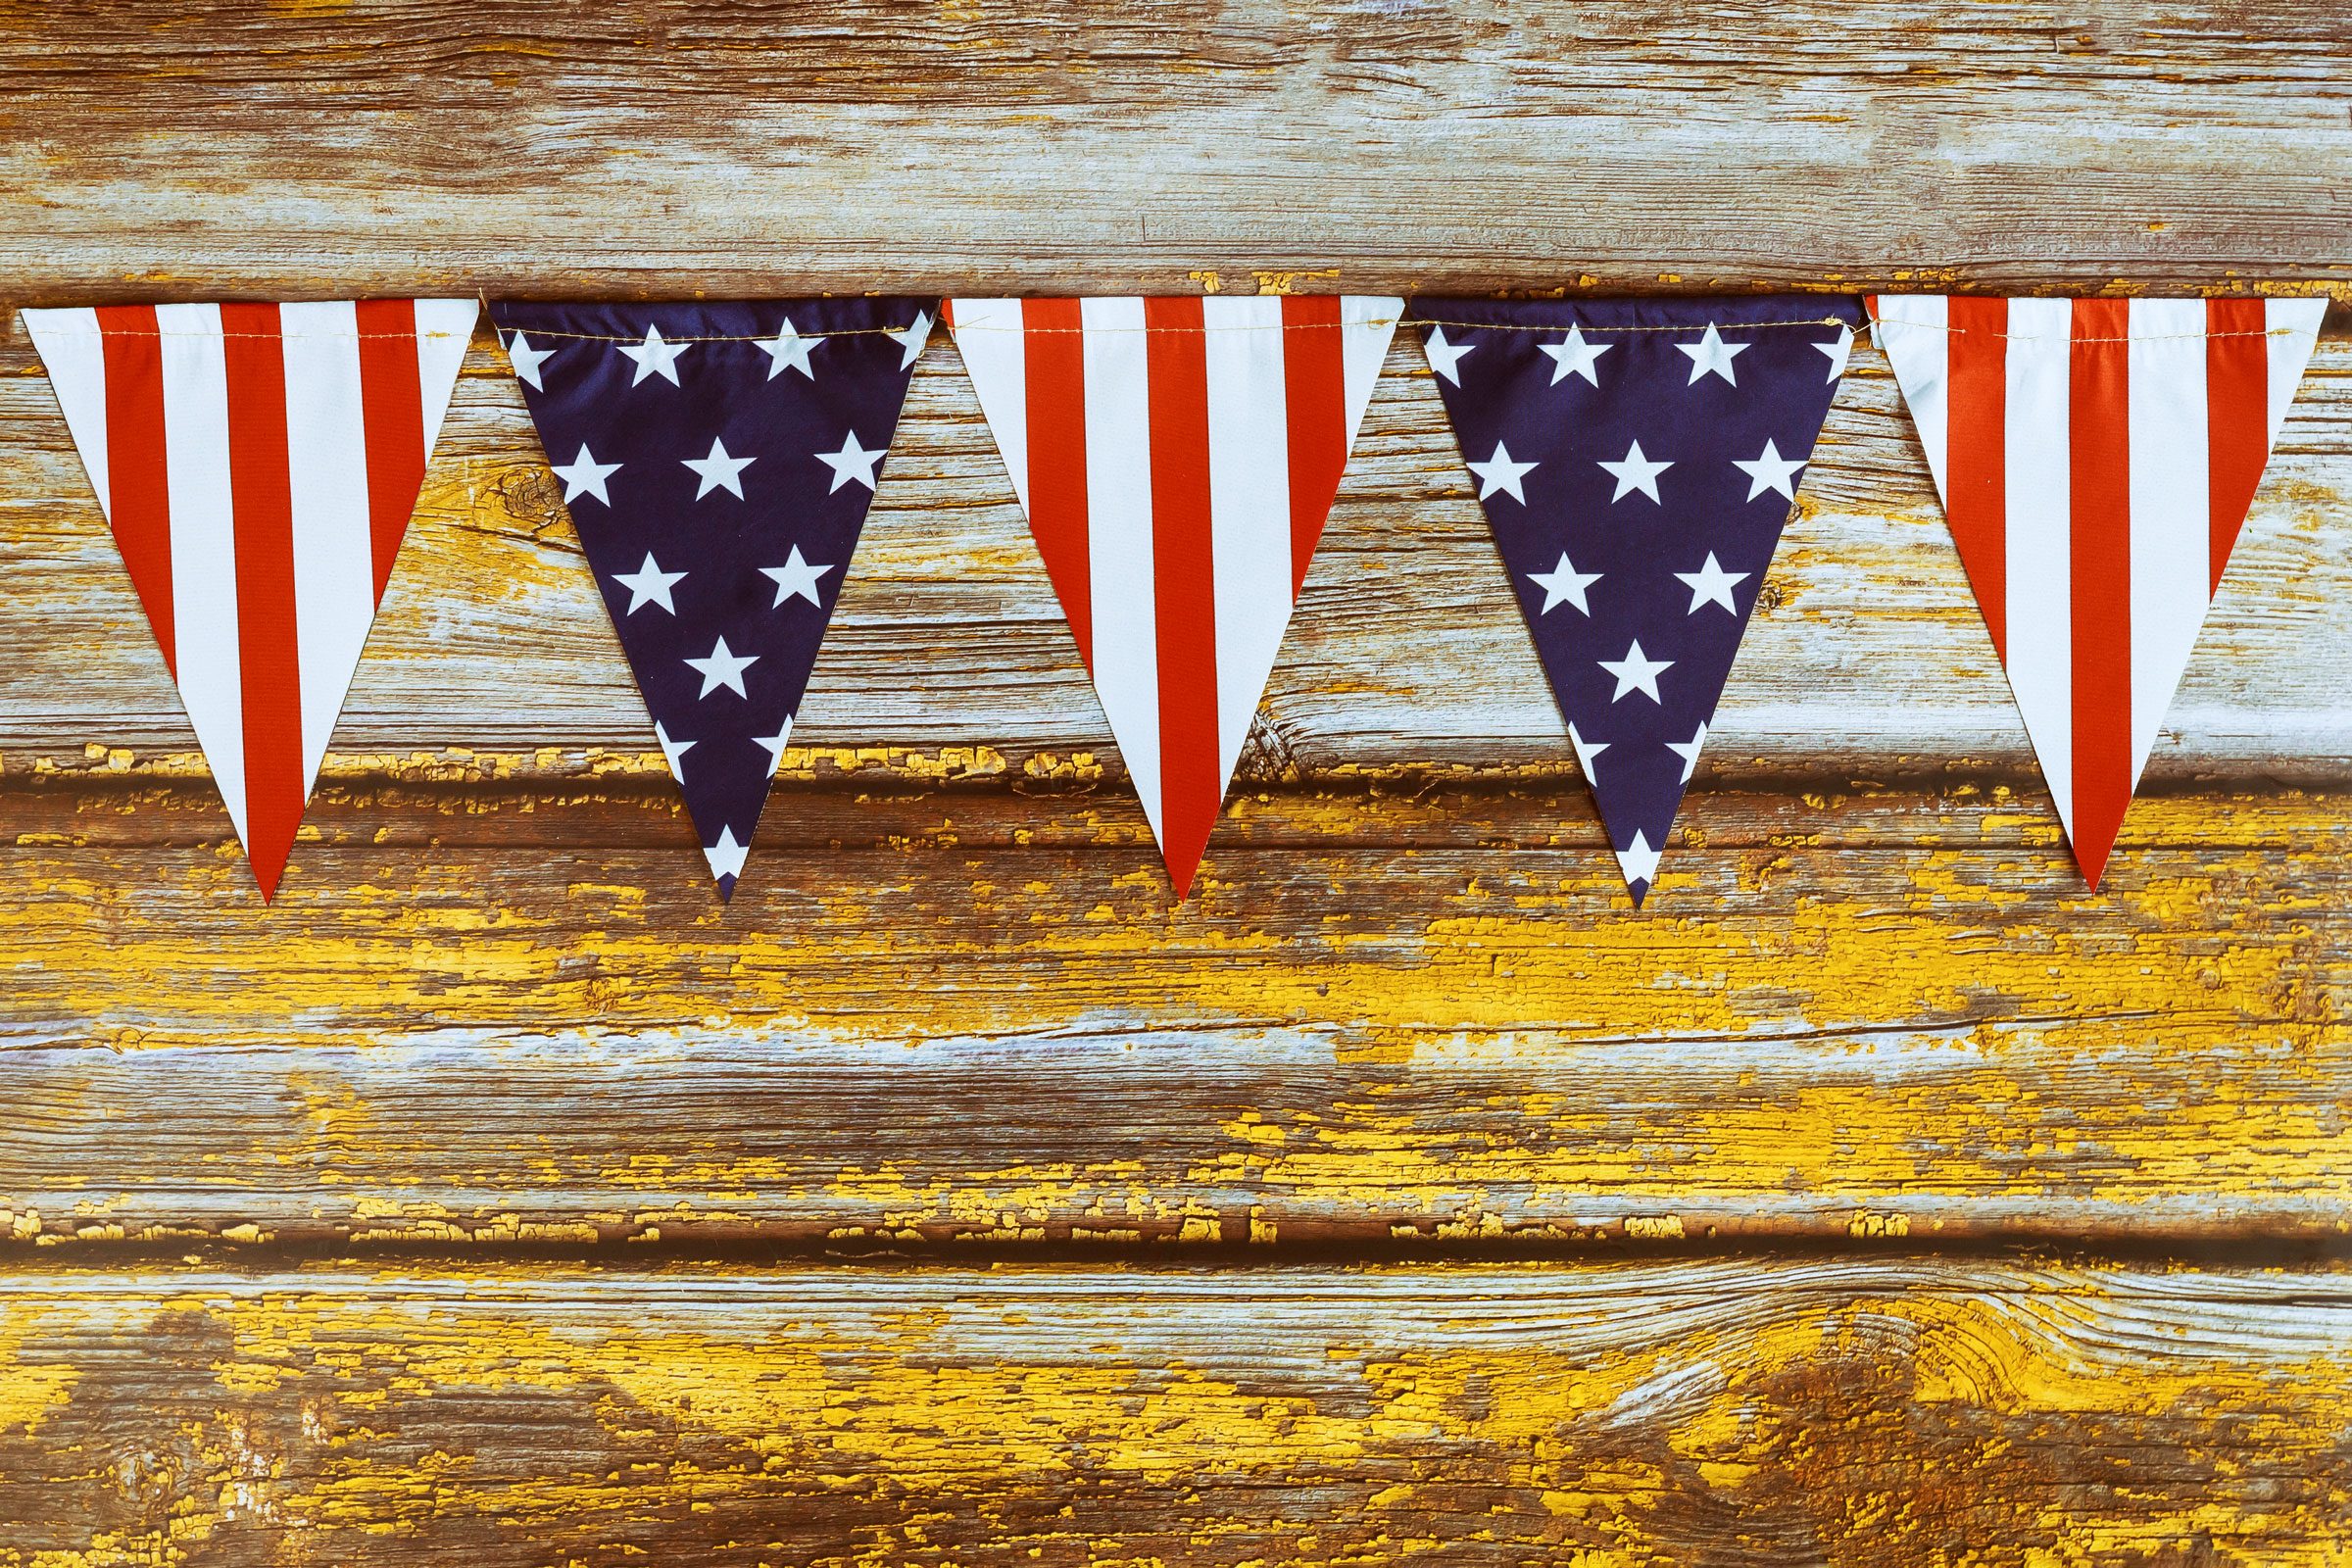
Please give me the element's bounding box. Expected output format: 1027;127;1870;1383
1201;295;1295;792
1871;295;1952;499
279;301;378;794
1077;297;1162;839
412;297;478;459
946;299;1032;513
22;309;113;516
2123;298;2211;789
2261;298;2327;451
154;303;249;844
1338;296;1402;453
2001;297;2075;836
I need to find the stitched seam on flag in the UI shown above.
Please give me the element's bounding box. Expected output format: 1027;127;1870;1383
1400;315;1855;332
1871;317;2303;344
24;329;475;341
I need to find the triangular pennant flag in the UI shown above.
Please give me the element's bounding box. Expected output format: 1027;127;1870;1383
1411;295;1862;904
1874;295;2326;886
492;299;933;899
23;299;476;899
947;295;1399;897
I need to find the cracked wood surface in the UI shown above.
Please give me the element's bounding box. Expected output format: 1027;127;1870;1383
0;1260;2347;1565
0;1;2346;298
1;2;2349;1561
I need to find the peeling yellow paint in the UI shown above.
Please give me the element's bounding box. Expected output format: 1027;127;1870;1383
0;1262;2264;1561
0;1311;77;1434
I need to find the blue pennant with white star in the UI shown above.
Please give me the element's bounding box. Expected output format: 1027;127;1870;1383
493;298;935;898
1412;295;1862;904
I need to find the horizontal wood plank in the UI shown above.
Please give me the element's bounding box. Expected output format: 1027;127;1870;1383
0;1259;2345;1563
0;3;2346;297
1;830;2343;1247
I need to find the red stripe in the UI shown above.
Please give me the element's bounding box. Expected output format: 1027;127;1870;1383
94;306;177;674
1022;299;1094;666
1943;297;2010;659
218;302;307;902
1278;295;1348;597
1141;296;1221;899
2067;299;2135;889
2204;298;2272;596
353;297;427;604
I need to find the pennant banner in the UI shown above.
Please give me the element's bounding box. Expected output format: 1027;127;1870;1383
947;295;1398;896
493;298;934;898
24;298;475;898
1874;295;2326;885
1412;295;1862;903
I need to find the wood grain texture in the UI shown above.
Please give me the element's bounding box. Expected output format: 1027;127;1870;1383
0;2;2345;299
0;1260;2347;1565
0;824;2346;1248
3;2;2349;1556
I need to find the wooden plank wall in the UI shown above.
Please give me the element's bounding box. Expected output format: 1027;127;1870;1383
0;4;2347;1562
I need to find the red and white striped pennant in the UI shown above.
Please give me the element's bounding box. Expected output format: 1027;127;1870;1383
948;295;1398;896
1873;295;2325;885
24;299;477;898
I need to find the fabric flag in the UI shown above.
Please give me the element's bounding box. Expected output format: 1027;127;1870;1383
1873;295;2326;886
946;295;1398;897
1411;295;1863;904
492;299;933;899
22;299;476;899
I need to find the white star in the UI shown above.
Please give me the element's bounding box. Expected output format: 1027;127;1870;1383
1614;830;1662;889
1673;552;1749;615
654;720;695;783
1731;437;1806;502
1666;720;1708;783
1539;325;1611;387
760;317;819;380
1567;721;1609;785
612;552;687;614
684;635;760;699
816;429;886;493
504;329;556;390
1528;553;1601;615
551;444;621;506
1675;322;1748;386
1597;639;1674;704
1423;324;1475;385
760;545;837;609
1597;438;1673;504
682;436;757;500
617;322;692;386
1466;440;1538;504
704;825;750;882
754;717;796;772
1817;323;1854;382
890;310;933;369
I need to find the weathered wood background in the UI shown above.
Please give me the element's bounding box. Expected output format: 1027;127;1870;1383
0;3;2348;1562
